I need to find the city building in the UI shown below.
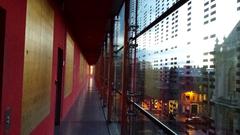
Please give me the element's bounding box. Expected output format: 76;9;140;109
0;0;239;135
213;21;240;106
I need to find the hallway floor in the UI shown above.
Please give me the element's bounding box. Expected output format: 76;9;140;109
55;77;110;135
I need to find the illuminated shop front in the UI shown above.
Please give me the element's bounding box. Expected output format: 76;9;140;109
181;91;207;115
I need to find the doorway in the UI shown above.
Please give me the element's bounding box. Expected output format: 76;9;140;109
55;48;64;126
0;7;6;113
191;104;198;115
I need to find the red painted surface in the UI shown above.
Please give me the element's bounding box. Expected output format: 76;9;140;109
121;0;130;134
0;1;89;135
31;9;89;135
48;0;114;65
62;44;80;119
0;1;27;135
63;0;113;65
107;21;114;121
30;9;66;135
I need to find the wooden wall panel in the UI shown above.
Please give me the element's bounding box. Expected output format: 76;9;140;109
64;34;74;97
21;0;54;135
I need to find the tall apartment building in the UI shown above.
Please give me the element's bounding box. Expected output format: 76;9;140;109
128;1;240;134
134;0;240;103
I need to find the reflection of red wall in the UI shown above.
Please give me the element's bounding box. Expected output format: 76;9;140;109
0;2;88;135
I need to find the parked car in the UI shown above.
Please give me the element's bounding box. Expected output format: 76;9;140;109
185;116;205;124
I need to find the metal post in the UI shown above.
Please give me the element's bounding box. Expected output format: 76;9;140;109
121;0;130;135
133;0;138;95
128;0;139;134
103;38;108;107
131;1;138;135
107;18;115;122
100;50;104;101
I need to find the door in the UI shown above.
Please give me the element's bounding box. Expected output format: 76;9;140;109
0;7;6;112
55;48;63;125
191;104;198;115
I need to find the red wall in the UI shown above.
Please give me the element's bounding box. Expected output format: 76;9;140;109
26;7;89;135
0;1;88;135
30;9;66;135
0;0;27;135
61;44;89;119
62;45;79;118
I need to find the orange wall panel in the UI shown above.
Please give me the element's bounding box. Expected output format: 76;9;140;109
64;33;74;97
21;0;54;134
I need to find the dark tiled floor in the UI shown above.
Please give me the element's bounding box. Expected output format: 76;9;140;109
55;78;109;135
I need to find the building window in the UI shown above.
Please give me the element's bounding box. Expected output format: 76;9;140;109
204;8;209;12
210;34;216;38
211;11;216;15
210;17;216;22
211;4;216;9
203;59;208;62
204;2;209;6
204;36;208;40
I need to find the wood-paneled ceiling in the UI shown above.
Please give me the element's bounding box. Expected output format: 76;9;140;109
50;0;124;65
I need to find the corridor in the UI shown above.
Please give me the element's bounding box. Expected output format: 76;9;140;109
55;77;110;135
1;0;240;135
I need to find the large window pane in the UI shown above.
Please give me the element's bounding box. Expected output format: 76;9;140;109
135;0;240;134
137;0;180;32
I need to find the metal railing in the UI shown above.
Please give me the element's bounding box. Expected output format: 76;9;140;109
129;100;178;135
114;90;178;135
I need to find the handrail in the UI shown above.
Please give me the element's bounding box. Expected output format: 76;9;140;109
129;100;178;135
114;89;177;134
115;90;178;135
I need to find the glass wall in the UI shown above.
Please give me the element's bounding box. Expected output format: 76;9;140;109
133;0;240;134
114;4;125;91
109;4;126;135
137;0;180;32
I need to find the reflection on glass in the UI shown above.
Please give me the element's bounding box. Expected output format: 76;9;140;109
114;4;125;91
137;0;180;33
135;0;240;134
108;4;126;135
133;111;167;135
